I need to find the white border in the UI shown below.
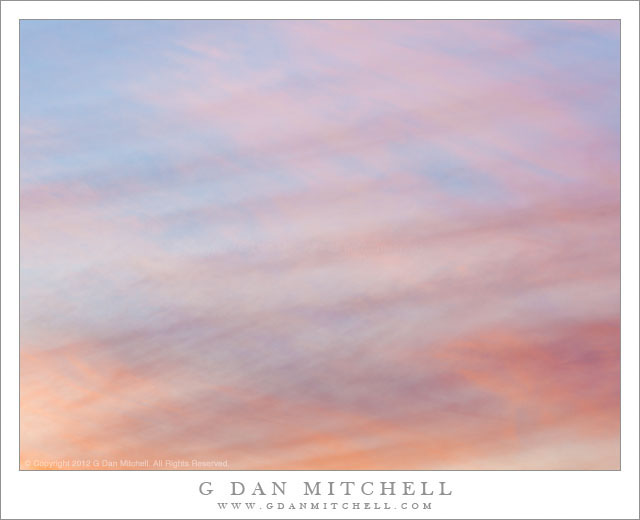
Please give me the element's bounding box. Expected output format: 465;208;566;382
2;2;638;519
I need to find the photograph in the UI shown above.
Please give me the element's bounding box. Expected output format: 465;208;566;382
2;2;638;519
19;19;621;471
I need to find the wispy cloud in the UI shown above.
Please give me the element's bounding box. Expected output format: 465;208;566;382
20;20;620;469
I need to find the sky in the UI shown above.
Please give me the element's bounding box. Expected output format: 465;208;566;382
20;20;620;470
